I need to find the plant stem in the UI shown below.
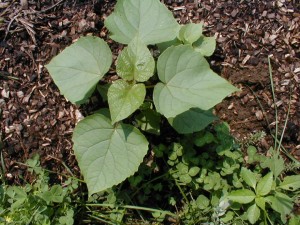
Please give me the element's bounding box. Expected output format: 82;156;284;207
85;203;178;218
88;214;117;225
174;179;189;204
268;56;278;151
277;87;292;153
0;150;6;184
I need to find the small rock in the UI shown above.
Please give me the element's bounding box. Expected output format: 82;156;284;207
17;91;24;98
75;109;84;122
1;89;9;98
255;110;263;121
231;9;238;18
267;13;276;19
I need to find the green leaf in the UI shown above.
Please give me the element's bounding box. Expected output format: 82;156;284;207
108;80;146;124
72;114;148;195
116;36;155;82
176;162;189;174
194;131;216;147
157;38;181;53
256;172;273;196
40;185;64;203
266;192;293;224
153;45;238;118
260;147;285;178
255;196;266;211
240;167;257;190
59;209;74;225
188;167;200;177
179;174;192;184
10;187;27;209
135;108;161;135
278;175;300;191
97;83;110;102
247;203;260;224
193;36;216;57
167;108;217;134
196;195;210;209
221;211;234;223
247;145;258;163
50;185;65;203
46;36;112;104
105;0;179;45
178;23;203;44
228;189;256;204
289;215;300;225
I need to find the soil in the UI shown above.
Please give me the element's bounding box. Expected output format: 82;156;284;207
0;0;299;186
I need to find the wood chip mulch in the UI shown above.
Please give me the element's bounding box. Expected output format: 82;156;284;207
0;0;299;184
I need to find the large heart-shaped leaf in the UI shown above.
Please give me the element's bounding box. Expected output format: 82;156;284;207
153;45;238;118
72;113;148;195
108;80;146;124
46;36;112;104
167;108;217;134
104;0;179;45
116;36;155;82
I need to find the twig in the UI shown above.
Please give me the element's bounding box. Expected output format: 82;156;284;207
0;72;20;80
4;13;20;40
27;0;65;15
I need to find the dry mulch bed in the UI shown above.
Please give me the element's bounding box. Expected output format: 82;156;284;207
0;0;299;184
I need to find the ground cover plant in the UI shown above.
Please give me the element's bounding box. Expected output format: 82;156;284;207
0;155;78;224
83;123;300;224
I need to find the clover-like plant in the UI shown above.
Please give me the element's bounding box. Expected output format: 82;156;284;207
46;0;238;196
228;167;300;224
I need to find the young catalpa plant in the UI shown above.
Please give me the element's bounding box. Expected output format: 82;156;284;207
46;0;238;196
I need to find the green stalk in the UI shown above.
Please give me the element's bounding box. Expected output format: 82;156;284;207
0;150;6;184
174;179;189;204
88;214;118;225
85;203;178;218
268;56;278;151
276;86;292;153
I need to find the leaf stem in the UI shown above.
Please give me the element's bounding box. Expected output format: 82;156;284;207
268;56;278;151
85;203;178;218
174;179;189;204
276;86;292;153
